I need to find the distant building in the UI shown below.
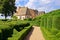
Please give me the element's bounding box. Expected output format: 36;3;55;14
38;11;45;15
14;7;45;20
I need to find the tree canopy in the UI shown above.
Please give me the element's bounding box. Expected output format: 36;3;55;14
0;0;16;18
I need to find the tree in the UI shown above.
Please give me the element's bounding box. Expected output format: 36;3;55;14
0;0;16;19
0;0;4;13
8;0;16;16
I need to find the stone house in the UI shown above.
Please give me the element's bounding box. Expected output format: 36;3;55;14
14;7;45;20
14;7;38;20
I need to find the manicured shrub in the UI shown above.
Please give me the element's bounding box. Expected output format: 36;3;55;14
40;9;60;40
12;29;19;36
8;25;32;40
43;15;48;28
0;19;31;40
47;16;52;29
2;28;13;40
56;31;60;38
52;15;60;30
24;18;32;21
40;16;44;27
0;30;2;40
12;16;18;21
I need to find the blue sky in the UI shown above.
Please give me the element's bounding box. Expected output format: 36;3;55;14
15;0;60;12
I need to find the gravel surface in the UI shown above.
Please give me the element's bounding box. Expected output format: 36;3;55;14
24;26;45;40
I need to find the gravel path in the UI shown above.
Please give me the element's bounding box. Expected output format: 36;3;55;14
24;26;45;40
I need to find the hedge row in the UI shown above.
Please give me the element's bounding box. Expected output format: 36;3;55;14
0;20;30;40
40;11;60;40
8;25;32;40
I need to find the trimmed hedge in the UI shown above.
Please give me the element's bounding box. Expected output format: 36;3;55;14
52;15;60;30
40;9;60;40
0;30;2;40
40;16;44;27
8;25;32;40
47;16;52;29
0;20;30;40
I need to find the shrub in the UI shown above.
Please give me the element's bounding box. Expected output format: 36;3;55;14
40;9;60;40
0;30;2;40
8;25;32;40
47;16;52;29
56;31;60;38
12;16;18;21
24;18;32;21
40;16;44;27
0;20;31;40
52;15;60;30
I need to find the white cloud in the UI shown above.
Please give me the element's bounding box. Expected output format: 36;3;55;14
37;6;54;12
41;0;51;4
15;0;27;2
54;0;60;6
25;0;39;9
25;0;52;7
25;0;53;12
15;0;20;3
15;0;60;12
38;7;47;11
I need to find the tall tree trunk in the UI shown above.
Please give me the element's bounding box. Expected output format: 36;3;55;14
11;11;14;17
4;13;7;19
5;16;7;19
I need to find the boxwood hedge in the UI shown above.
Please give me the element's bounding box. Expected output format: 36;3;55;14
0;20;31;40
40;9;60;40
8;25;32;40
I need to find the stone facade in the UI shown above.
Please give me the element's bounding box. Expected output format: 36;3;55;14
14;7;45;20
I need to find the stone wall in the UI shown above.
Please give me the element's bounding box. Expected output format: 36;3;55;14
14;7;45;20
